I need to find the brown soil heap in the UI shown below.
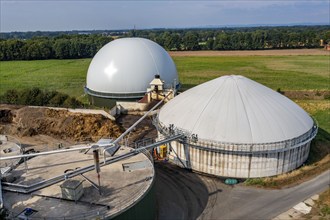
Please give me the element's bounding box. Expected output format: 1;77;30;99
0;105;123;142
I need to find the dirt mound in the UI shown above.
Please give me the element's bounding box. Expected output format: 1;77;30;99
0;105;123;142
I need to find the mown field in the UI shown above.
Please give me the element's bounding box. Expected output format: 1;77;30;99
0;59;90;98
0;55;329;98
175;55;329;90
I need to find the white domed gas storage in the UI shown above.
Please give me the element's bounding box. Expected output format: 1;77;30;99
85;38;179;107
156;75;317;178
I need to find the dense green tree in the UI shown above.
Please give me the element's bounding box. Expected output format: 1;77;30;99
214;33;229;50
54;39;71;59
182;31;200;50
205;38;215;50
164;33;181;50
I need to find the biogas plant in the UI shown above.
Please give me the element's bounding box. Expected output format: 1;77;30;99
1;38;317;219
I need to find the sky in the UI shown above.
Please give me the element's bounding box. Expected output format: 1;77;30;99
0;0;329;32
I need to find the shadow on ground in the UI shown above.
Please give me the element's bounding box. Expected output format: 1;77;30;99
154;161;208;220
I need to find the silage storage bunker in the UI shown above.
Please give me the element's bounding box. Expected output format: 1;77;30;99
156;75;318;178
85;37;179;107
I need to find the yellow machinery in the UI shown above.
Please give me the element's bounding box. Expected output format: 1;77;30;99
159;145;167;159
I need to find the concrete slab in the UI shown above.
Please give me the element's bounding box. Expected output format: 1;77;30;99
4;145;154;219
293;202;312;214
311;194;319;201
273;209;296;219
278;208;306;219
304;198;315;207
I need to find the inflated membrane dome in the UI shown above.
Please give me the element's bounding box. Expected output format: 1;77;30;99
86;38;178;95
158;75;314;144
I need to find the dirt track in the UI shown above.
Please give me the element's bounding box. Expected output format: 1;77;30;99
169;49;329;57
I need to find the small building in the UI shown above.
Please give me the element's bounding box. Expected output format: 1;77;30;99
147;75;175;103
150;75;164;93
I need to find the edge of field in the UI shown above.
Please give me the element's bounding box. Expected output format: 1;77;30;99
169;49;330;57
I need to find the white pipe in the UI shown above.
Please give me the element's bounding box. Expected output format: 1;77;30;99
0;176;3;209
0;144;108;161
0;146;90;160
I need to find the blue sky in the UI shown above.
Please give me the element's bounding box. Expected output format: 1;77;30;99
1;0;329;32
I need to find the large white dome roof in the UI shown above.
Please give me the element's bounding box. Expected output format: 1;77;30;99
158;75;314;144
86;38;178;95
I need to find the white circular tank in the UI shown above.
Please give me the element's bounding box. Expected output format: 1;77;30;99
156;75;317;178
86;37;179;98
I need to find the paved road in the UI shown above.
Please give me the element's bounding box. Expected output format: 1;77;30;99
201;169;330;220
155;162;330;220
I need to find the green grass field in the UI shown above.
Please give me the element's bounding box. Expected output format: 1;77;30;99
174;56;329;90
0;55;329;99
0;59;90;98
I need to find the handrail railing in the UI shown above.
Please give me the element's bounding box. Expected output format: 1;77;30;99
154;116;318;153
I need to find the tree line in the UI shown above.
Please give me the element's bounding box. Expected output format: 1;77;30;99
0;34;112;60
130;26;329;51
1;26;329;61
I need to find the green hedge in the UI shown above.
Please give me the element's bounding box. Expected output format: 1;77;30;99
0;87;84;108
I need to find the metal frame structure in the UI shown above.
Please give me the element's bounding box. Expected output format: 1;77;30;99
156;119;318;155
1;134;183;194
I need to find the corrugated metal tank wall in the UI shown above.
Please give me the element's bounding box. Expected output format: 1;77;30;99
167;141;311;178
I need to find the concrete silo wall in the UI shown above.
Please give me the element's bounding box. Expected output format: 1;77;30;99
167;141;312;178
113;183;156;220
